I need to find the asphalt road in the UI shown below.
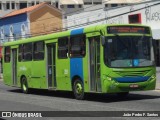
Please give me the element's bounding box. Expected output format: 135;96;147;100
0;80;160;120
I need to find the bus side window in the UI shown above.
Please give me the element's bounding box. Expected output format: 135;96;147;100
18;44;24;61
58;37;68;59
4;46;11;63
33;41;44;60
70;34;86;57
24;43;32;61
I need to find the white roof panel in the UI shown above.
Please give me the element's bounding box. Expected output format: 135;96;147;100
60;0;84;5
103;0;144;3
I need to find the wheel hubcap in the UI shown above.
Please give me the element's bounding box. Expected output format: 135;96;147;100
76;83;82;94
23;83;27;91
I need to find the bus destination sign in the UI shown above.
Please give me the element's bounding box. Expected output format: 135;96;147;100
107;26;150;34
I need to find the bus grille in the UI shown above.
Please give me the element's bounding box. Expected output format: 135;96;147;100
114;70;150;77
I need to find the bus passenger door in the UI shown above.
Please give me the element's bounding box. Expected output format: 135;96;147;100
47;44;57;89
11;48;17;86
89;37;101;92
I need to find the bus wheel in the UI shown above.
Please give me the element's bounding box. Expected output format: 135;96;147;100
21;77;29;94
117;92;129;98
73;79;84;100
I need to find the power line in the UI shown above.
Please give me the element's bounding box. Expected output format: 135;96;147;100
66;1;160;30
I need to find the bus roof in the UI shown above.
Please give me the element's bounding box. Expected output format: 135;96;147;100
3;24;150;47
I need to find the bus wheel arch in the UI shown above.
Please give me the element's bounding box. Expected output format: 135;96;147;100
72;76;85;100
20;75;29;94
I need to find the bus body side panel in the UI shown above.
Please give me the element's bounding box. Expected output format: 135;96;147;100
3;62;12;86
17;62;32;88
83;38;89;93
56;57;71;91
3;46;17;87
56;43;71;91
70;28;84;90
30;61;46;89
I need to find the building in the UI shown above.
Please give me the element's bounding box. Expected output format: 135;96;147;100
0;2;62;43
59;0;84;15
0;0;59;17
0;0;150;18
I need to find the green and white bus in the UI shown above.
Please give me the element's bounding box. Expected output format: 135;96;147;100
3;24;156;99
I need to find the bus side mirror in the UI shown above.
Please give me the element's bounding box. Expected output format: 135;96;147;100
101;36;105;46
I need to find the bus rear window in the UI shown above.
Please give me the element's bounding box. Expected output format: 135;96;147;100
4;46;11;63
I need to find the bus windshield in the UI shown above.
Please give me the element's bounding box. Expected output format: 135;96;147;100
104;35;154;68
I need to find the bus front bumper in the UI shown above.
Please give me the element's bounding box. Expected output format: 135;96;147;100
103;76;156;93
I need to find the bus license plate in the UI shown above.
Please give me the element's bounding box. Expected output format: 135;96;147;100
129;84;139;88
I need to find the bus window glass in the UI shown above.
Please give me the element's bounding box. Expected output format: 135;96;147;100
58;37;68;59
70;34;86;57
33;41;44;60
104;36;154;67
18;44;24;61
4;46;10;63
24;43;32;61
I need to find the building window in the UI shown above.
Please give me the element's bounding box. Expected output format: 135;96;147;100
24;43;32;61
36;1;39;4
79;5;82;8
58;37;68;59
21;24;26;38
20;3;27;9
67;5;75;8
93;0;102;4
33;41;44;60
56;2;59;8
12;2;15;9
84;2;92;5
4;47;11;63
0;3;2;10
93;2;102;5
6;3;10;9
105;4;108;7
111;4;118;7
21;24;25;32
1;28;4;35
10;26;13;35
128;13;142;24
70;34;86;58
60;5;64;8
31;1;35;6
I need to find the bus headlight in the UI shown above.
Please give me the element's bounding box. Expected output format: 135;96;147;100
107;77;112;81
102;75;112;81
151;74;156;79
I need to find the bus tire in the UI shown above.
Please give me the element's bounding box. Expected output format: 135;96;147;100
73;79;84;100
117;92;129;98
21;77;29;94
